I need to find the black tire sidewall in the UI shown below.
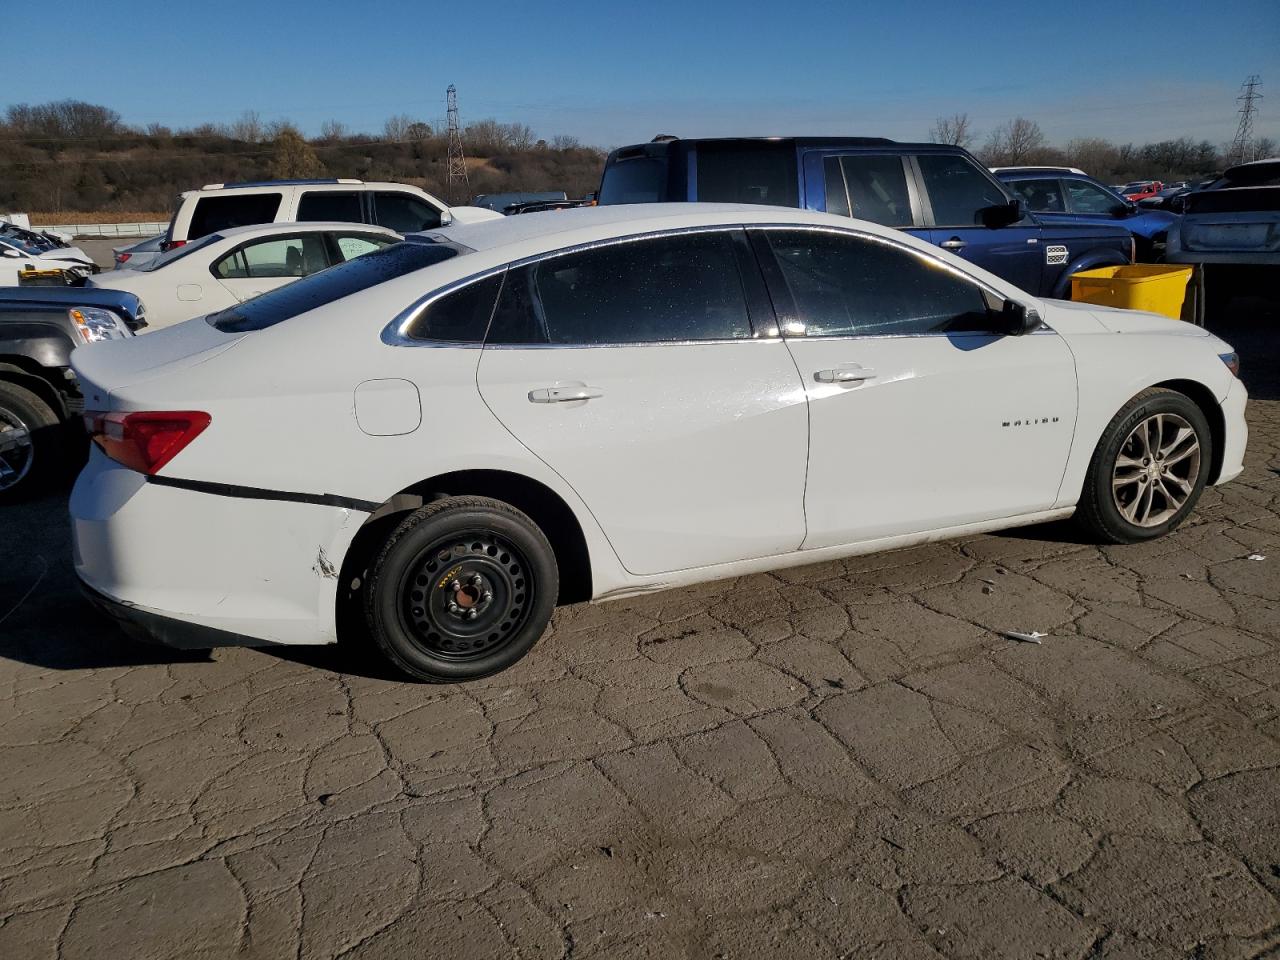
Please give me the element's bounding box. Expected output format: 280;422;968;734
0;381;61;502
369;503;558;682
1090;392;1212;542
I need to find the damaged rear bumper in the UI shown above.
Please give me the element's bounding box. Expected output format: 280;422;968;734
70;449;366;647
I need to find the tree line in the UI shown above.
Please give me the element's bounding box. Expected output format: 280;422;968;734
0;101;605;213
930;112;1276;182
2;100;1276;214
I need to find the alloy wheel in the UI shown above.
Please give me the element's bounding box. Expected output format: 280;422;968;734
1111;412;1201;528
0;407;33;492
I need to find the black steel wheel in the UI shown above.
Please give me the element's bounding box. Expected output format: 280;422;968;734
365;496;558;682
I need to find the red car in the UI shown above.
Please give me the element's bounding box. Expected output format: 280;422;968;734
1120;180;1163;201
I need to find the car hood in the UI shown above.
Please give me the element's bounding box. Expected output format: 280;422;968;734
71;317;242;405
37;245;93;265
1040;298;1212;338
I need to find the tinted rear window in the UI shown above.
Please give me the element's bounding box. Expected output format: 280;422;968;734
696;142;798;207
599;155;669;204
297;191;363;222
188;193;283;240
207;240;461;332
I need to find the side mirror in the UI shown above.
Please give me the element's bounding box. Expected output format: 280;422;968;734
1114;201;1138;216
991;298;1035;336
438;208;455;227
980;198;1023;228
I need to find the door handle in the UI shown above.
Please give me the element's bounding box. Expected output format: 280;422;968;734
814;367;877;384
940;238;967;251
528;385;604;403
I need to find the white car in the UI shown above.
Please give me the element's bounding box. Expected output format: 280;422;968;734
88;222;400;330
69;204;1248;682
162;178;501;250
0;235;96;285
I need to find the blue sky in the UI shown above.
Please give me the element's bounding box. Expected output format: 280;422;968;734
6;0;1277;147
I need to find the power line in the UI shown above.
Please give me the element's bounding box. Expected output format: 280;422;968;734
1230;74;1262;164
445;84;470;203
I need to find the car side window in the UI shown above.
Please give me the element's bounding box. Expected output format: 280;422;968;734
1009;178;1065;212
188;194;283;241
762;229;992;337
333;234;396;261
823;155;914;226
372;192;443;232
1065;180;1122;214
298;191;363;223
215;235;329;279
916;155;1010;226
402;273;503;342
486;231;754;345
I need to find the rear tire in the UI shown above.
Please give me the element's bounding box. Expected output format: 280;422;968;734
364;496;558;682
0;381;62;503
1074;388;1211;544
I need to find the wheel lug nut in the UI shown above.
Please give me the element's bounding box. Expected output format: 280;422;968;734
449;579;461;591
467;609;478;620
482;591;493;603
1143;458;1150;465
471;574;483;587
448;602;460;614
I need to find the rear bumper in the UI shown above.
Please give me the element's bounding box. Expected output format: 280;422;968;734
70;449;365;646
79;578;275;649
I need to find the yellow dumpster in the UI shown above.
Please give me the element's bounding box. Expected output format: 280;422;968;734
1069;264;1195;321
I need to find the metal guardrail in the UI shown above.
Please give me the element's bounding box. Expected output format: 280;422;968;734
31;221;168;239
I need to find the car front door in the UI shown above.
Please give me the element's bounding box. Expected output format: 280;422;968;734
212;234;333;302
753;227;1078;549
476;228;809;576
915;154;1046;294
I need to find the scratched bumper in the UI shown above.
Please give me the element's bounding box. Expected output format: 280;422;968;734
70;447;356;646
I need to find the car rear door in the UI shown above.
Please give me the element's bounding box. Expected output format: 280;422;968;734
211;233;334;302
753;226;1077;549
475;228;809;576
915;154;1046;294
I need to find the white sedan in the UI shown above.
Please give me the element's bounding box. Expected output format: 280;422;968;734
69;204;1248;682
88;222;400;330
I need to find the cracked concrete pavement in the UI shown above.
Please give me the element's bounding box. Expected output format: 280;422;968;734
1;305;1279;959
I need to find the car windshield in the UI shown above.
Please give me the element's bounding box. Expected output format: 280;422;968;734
141;233;224;271
207;239;464;333
0;235;42;255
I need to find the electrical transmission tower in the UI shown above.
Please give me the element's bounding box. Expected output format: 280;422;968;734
1230;75;1262;164
445;84;470;202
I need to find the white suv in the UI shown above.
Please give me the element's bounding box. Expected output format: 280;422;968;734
161;178;497;249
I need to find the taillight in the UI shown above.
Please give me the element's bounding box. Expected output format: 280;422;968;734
1219;352;1240;377
116;252;131;264
85;410;211;475
161;239;186;252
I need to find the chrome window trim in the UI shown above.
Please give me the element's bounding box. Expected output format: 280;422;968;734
380;221;1049;348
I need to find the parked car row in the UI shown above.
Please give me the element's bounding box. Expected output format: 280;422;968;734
0;144;1257;685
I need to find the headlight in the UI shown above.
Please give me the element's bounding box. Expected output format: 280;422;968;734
69;306;132;344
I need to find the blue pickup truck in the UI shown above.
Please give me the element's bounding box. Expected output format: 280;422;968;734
598;137;1134;299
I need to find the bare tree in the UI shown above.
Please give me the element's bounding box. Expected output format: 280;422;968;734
383;114;414;141
229;110;264;143
1064;137;1119;177
318;119;348;142
929;113;974;148
981;117;1046;165
551;134;582;150
405;121;432;141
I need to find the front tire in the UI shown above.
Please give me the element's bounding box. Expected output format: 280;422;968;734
0;381;62;503
1075;388;1212;544
364;496;558;682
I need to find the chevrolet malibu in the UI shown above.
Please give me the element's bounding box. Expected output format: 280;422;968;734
70;204;1248;682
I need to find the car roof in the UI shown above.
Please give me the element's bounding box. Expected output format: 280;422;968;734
422;202;884;256
212;221;401;240
992;166;1088;177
